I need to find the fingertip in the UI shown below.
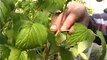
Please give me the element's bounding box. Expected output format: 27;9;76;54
61;26;68;31
50;25;57;32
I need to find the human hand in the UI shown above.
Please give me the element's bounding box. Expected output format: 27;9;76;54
50;2;89;34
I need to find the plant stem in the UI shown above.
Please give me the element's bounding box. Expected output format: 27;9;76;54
44;43;51;60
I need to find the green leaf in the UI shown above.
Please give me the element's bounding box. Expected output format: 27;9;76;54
35;11;50;27
78;30;95;54
69;47;78;57
11;13;30;23
0;19;2;29
59;47;75;60
48;31;59;55
0;44;10;60
27;50;36;60
104;45;107;60
1;0;14;11
8;47;28;60
55;33;66;45
6;29;15;46
0;31;6;44
36;0;66;12
96;31;106;60
66;23;95;47
15;1;22;8
15;23;48;50
11;13;30;37
0;1;8;16
13;20;31;36
79;52;88;60
0;9;4;24
0;1;8;23
54;0;66;9
0;0;14;23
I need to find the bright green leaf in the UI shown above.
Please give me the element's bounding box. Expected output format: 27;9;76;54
69;47;78;57
78;30;95;54
66;23;95;47
15;23;48;50
0;1;8;16
79;52;88;60
8;47;28;60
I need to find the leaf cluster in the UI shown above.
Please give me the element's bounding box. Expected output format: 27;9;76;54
0;0;106;60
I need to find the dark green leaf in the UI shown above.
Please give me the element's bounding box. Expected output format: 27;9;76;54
13;20;31;37
11;13;30;37
36;0;66;12
27;50;36;60
0;31;6;44
0;44;10;60
11;13;30;23
96;31;106;60
0;9;4;24
1;0;14;11
15;23;48;49
0;19;2;29
48;31;59;55
59;47;75;60
35;11;50;27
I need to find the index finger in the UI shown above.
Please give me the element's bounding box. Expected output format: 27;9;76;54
50;13;64;32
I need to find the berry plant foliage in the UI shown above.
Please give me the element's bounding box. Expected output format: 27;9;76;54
0;0;106;60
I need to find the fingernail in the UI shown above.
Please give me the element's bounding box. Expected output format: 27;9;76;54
50;25;57;31
61;26;67;31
